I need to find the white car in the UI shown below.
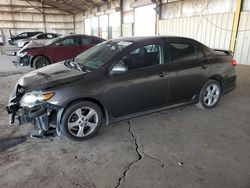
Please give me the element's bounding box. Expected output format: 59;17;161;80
17;33;60;48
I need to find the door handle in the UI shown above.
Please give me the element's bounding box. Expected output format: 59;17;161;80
201;64;208;69
158;71;168;77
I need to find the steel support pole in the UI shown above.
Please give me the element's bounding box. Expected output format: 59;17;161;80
230;0;243;52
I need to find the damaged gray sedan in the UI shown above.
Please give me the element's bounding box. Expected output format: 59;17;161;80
6;36;237;141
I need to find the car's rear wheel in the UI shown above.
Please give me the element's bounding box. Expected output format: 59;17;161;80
60;101;103;141
33;56;50;69
197;79;222;109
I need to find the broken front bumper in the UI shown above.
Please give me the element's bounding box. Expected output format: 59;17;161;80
12;55;31;67
7;96;45;124
6;96;62;132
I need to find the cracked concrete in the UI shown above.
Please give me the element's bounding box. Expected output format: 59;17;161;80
115;120;143;188
0;54;250;188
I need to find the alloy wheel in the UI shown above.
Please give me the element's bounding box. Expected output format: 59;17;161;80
203;83;220;107
67;107;99;138
38;58;49;68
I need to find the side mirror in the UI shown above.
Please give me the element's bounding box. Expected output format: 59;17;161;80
55;42;61;46
110;64;128;76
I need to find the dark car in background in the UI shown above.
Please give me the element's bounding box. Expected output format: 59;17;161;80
14;34;105;69
7;36;237;141
8;31;43;45
17;33;61;48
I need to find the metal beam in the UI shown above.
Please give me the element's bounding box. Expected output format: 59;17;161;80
42;1;47;32
120;0;123;36
0;10;71;15
107;0;120;11
61;0;84;13
24;0;43;13
9;0;16;35
73;14;76;34
22;0;74;14
79;0;97;16
230;0;243;52
156;0;161;35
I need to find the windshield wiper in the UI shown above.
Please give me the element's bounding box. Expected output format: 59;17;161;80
78;64;92;72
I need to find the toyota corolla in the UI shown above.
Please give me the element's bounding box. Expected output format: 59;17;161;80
6;36;237;141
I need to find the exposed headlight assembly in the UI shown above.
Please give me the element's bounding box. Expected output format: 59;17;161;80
20;91;54;108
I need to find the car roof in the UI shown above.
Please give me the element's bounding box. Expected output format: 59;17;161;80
38;32;59;35
62;34;104;39
111;36;199;43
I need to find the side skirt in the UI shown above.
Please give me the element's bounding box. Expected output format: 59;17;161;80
108;100;196;125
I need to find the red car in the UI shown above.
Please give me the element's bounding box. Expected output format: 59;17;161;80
15;34;105;69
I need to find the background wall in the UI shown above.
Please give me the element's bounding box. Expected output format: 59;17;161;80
81;0;250;65
159;0;235;50
1;0;250;65
75;13;84;34
0;0;74;43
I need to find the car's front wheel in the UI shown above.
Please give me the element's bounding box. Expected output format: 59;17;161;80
33;56;50;69
197;79;222;109
60;101;103;141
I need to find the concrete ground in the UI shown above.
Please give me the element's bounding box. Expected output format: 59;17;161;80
0;53;250;188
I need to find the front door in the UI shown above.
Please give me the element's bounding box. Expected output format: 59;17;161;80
107;42;169;117
166;40;211;104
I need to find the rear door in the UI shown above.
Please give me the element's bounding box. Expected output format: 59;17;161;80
165;39;211;104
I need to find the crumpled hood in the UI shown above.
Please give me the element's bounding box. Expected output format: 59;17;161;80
26;40;45;48
18;62;86;90
17;41;46;55
18;39;30;44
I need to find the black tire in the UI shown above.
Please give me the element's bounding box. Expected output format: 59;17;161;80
197;79;222;110
33;56;50;69
60;101;103;141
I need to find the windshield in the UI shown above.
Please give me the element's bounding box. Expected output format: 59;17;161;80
31;34;40;39
74;40;133;70
46;36;63;46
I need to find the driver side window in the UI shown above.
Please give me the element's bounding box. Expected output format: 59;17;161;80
119;44;162;71
60;38;75;46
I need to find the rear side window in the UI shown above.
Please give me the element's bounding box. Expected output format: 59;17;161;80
202;46;213;56
169;42;196;62
47;34;54;39
196;46;206;58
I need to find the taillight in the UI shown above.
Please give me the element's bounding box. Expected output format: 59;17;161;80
231;59;237;67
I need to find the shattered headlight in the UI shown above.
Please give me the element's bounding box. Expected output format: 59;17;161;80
20;91;54;108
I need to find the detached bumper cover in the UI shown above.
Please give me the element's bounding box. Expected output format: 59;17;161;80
7;96;62;134
6;97;35;125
